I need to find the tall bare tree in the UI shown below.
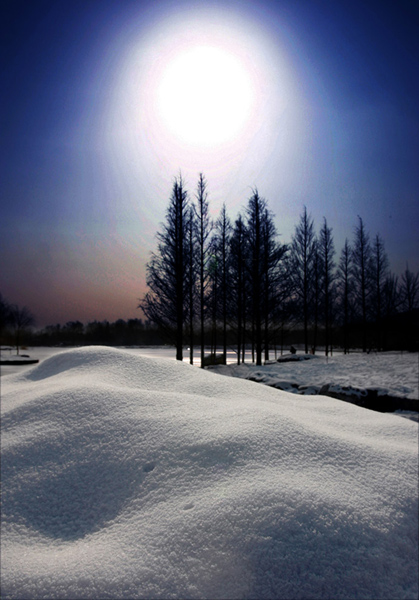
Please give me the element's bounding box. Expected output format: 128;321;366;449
290;206;316;354
186;205;197;364
214;203;231;363
139;175;189;360
336;239;353;354
246;189;265;365
371;233;389;350
319;218;336;356
352;216;372;352
229;214;247;364
261;207;287;361
194;173;212;367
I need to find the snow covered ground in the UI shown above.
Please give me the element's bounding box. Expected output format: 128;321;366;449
209;351;419;401
1;346;418;599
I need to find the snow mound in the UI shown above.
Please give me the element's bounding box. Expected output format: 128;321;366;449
2;346;418;599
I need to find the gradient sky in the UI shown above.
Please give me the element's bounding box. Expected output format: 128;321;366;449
1;0;418;327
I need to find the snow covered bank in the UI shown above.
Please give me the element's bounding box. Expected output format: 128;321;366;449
210;352;419;404
1;346;418;599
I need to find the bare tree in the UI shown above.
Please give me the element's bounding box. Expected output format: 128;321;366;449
399;265;419;351
214;203;231;363
400;265;419;312
245;190;285;364
382;273;400;350
261;207;287;361
319;218;336;356
139;175;189;360
207;237;220;357
290;206;316;354
352;216;372;352
194;174;212;367
311;240;321;354
336;239;353;353
186;206;197;364
0;293;11;346
229;214;247;364
371;233;389;350
9;304;35;354
245;189;265;365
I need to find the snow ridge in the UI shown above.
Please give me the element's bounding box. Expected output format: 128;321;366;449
1;346;418;599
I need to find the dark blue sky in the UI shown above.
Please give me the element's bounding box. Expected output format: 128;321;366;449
1;0;418;326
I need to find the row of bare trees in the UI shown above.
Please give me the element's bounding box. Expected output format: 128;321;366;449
139;174;419;365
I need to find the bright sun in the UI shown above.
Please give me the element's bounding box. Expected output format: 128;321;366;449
156;46;255;147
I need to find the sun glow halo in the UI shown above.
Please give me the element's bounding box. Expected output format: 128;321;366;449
156;45;255;147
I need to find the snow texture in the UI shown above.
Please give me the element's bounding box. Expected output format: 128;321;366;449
210;352;419;400
1;346;418;599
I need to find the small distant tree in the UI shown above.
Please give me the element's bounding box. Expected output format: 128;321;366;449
9;304;35;354
0;293;11;346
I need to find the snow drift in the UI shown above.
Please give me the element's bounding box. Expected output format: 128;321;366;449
1;346;418;599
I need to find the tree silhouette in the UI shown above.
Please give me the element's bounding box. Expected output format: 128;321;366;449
371;233;389;350
138;174;418;357
214;203;231;363
194;173;212;367
352;216;372;352
245;190;285;364
229;214;248;363
319;218;336;356
186;205;197;364
139;175;189;360
0;293;11;346
245;190;265;365
400;265;419;312
336;239;353;354
9;304;35;354
290;206;316;354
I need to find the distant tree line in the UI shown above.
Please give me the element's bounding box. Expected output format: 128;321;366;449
0;295;36;354
0;305;163;349
139;173;419;365
32;318;162;346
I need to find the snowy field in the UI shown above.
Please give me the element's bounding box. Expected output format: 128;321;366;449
2;347;419;400
1;346;418;599
210;351;419;402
